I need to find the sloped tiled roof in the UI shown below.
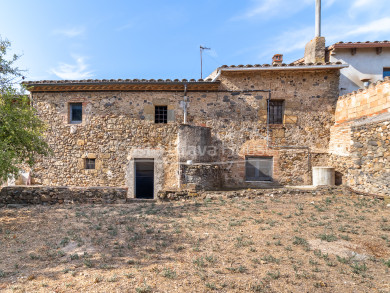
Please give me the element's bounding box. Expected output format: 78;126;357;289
329;41;390;50
217;62;344;69
22;78;215;86
23;78;220;92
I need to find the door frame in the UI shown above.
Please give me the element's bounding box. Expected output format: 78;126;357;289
126;149;164;199
135;158;154;199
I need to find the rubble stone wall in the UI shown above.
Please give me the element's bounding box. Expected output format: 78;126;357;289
0;186;127;205
30;69;339;191
329;79;390;196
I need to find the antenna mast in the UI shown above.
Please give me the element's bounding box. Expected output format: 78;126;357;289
200;45;211;79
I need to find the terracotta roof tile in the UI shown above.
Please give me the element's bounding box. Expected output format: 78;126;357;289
329;40;390;49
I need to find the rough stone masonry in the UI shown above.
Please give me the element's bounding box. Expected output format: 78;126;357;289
22;63;345;198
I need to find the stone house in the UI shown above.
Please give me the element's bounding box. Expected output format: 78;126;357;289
23;59;347;199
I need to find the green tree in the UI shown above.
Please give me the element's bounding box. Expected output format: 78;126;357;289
0;36;50;182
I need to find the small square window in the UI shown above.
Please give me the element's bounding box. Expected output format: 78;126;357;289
268;100;284;124
245;156;273;181
85;158;95;170
383;67;390;79
70;103;82;124
155;106;167;124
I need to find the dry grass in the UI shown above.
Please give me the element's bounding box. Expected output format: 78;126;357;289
0;191;389;292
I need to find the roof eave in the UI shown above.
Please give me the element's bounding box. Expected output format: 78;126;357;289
219;64;348;72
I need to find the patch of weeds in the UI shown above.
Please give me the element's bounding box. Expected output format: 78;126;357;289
337;256;351;264
261;255;280;264
108;274;118;282
382;259;390;268
136;284;152;293
205;283;217;290
285;245;292;251
227;265;247;273
60;237;70;247
380;224;390;232
205;255;217;264
29;253;40;260
235;236;254;248
251;281;270;292
339;234;351;241
318;233;337;242
0;270;5;277
229;220;245;227
162;268;176;279
267;270;281;279
326;261;337;267
292;236;308;247
124;273;135;279
350;262;367;275
70;254;79;260
57;250;66;257
193;257;206;268
84;259;93;268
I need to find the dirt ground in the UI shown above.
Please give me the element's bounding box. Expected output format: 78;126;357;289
0;190;389;292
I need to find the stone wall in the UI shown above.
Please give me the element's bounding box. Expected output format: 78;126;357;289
334;77;390;124
329;79;390;196
0;186;127;205
30;68;340;192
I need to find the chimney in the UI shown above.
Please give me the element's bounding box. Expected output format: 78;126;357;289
304;0;325;63
272;54;283;65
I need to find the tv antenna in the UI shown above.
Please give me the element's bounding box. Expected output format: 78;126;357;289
200;45;211;79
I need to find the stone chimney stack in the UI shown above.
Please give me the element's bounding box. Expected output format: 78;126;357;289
304;0;325;63
272;54;283;65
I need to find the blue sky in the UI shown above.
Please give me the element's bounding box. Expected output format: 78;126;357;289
1;0;389;81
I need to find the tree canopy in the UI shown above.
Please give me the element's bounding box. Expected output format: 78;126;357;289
0;36;50;183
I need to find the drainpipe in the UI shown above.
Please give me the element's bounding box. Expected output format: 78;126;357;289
266;93;312;184
183;84;188;124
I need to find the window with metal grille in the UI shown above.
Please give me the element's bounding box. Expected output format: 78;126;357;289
85;158;95;170
155;106;168;124
268;100;284;124
245;156;273;181
70;103;82;124
384;67;390;79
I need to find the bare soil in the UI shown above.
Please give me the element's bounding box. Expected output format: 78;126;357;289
0;191;389;292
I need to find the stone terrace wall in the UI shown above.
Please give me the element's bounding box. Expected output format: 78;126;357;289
329;79;390;196
31;68;339;191
0;186;127;205
347;120;390;195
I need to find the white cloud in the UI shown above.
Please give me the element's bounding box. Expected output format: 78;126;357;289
348;0;388;18
232;0;312;20
53;27;85;38
345;17;390;37
50;55;93;80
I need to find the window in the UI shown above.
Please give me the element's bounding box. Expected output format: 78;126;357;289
245;157;273;181
268;100;284;124
383;67;390;79
70;103;82;124
85;158;95;170
155;106;167;124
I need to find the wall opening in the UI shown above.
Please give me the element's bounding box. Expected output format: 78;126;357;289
135;159;154;199
245;156;273;181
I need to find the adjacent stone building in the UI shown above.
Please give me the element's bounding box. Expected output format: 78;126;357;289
24;62;346;198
